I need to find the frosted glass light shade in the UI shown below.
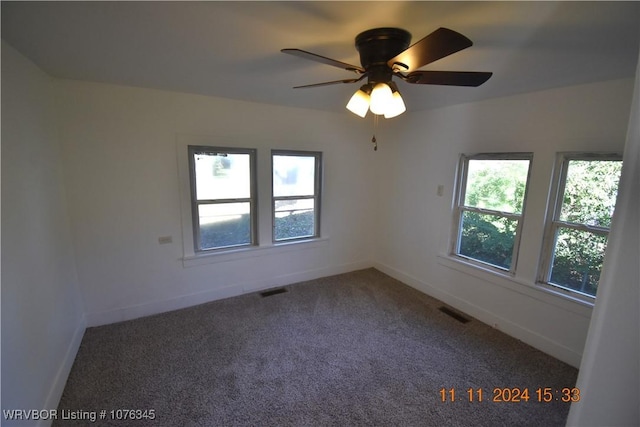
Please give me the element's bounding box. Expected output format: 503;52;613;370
346;89;370;118
369;83;393;115
384;91;406;118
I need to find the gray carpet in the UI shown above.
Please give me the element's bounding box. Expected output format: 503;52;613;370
56;268;578;426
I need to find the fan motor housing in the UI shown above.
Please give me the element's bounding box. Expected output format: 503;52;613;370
355;28;411;73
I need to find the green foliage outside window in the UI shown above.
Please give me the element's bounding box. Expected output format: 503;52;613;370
459;211;516;269
549;160;622;296
550;228;607;296
458;157;622;297
560;161;621;228
464;160;529;213
458;159;529;270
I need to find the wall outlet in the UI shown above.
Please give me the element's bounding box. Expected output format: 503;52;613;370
437;185;444;197
158;236;172;244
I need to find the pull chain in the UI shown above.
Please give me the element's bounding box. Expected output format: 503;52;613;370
371;114;379;151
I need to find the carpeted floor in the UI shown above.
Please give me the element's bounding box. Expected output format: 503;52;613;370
56;268;578;426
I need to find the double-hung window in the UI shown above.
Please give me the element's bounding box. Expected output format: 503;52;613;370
539;153;623;298
188;146;257;251
452;153;532;273
272;150;322;242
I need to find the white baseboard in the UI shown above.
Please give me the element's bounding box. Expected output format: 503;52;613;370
374;261;583;368
39;316;87;426
85;260;373;327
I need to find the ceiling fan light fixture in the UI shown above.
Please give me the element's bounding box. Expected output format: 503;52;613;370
284;26;492;123
384;90;406;119
346;87;371;118
369;82;393;115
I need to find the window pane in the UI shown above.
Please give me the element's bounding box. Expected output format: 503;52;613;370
464;159;530;213
559;160;622;228
274;199;315;240
194;152;251;200
273;155;316;197
458;210;518;270
198;202;251;249
549;227;607;297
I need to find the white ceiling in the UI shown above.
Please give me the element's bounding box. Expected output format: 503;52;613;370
2;1;639;113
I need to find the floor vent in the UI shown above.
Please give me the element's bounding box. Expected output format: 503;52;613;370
260;288;288;298
439;306;471;324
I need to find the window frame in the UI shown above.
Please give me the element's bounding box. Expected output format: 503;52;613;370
188;145;258;253
537;152;623;298
271;149;322;243
451;152;533;275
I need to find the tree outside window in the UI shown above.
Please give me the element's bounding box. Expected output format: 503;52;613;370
541;155;623;298
453;154;532;272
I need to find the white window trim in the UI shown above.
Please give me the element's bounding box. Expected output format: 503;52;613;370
188;145;258;253
437;253;594;315
182;237;329;268
537;152;623;301
450;152;534;276
176;135;328;268
271;149;323;243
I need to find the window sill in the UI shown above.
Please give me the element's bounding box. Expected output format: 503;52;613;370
437;254;594;317
182;237;329;268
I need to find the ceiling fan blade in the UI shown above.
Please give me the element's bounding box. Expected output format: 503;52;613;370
387;28;473;72
404;71;493;87
293;75;366;89
282;48;365;74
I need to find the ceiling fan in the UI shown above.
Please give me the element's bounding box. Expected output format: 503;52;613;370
282;27;492;118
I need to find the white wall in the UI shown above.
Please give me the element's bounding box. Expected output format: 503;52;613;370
374;78;635;367
1;42;86;422
567;52;640;427
3;35;635;420
54;80;378;326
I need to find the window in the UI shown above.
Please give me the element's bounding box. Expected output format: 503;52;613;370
539;153;622;298
452;153;532;273
272;150;322;242
188;146;257;251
